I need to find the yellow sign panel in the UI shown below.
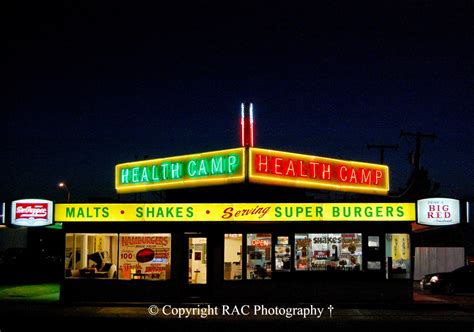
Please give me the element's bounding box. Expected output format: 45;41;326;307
95;235;104;251
55;203;415;222
249;148;389;195
115;148;246;194
391;234;410;260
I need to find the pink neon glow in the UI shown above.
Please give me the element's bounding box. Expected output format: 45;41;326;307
241;103;245;146
250;103;254;146
240;102;255;147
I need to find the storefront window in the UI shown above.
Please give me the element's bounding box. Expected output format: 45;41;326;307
188;237;207;284
367;236;381;270
65;234;80;271
368;236;380;248
247;233;271;279
275;236;291;272
385;234;410;279
224;234;242;280
65;233;118;279
295;233;362;271
368;261;381;270
119;233;171;281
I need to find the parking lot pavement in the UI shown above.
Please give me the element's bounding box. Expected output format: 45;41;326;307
414;281;474;311
0;283;473;332
0;303;473;332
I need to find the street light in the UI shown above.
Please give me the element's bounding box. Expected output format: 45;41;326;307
58;182;71;202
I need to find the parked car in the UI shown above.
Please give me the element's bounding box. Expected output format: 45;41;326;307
420;265;474;294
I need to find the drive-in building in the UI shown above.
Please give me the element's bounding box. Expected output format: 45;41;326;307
57;104;415;303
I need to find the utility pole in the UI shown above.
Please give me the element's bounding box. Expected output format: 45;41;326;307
367;144;399;164
400;131;437;170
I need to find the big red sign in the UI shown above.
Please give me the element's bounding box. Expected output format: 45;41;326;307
417;198;460;226
11;199;53;227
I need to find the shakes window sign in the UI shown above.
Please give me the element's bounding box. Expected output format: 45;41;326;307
417;198;460;226
11;199;54;227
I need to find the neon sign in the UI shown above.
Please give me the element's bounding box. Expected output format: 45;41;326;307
115;146;389;195
249;148;389;195
241;102;254;147
251;239;270;247
115;148;245;193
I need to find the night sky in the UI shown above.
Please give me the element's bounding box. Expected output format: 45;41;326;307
6;1;474;203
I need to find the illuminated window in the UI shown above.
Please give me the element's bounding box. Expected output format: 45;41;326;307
247;233;272;279
275;236;291;272
119;233;171;281
368;236;380;248
385;234;410;279
224;234;242;280
368;261;381;270
295;233;362;271
188;237;207;284
65;233;118;279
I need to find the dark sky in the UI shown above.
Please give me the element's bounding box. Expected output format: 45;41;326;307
5;1;474;202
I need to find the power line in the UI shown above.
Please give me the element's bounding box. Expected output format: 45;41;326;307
387;131;438;199
400;131;437;170
366;144;399;164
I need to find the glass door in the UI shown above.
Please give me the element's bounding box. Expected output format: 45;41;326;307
188;237;207;284
385;234;411;279
275;236;291;272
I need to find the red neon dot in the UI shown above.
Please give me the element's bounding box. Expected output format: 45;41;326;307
120;210;125;214
206;210;210;214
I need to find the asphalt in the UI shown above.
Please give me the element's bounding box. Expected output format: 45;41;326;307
0;283;473;332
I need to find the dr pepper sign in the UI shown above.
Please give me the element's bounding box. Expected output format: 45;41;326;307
11;199;54;227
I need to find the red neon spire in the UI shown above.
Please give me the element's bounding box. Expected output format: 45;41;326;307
241;102;254;147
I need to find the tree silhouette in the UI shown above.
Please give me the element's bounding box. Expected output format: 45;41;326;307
397;167;440;200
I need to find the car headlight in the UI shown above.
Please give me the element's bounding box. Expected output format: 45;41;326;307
430;276;439;283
